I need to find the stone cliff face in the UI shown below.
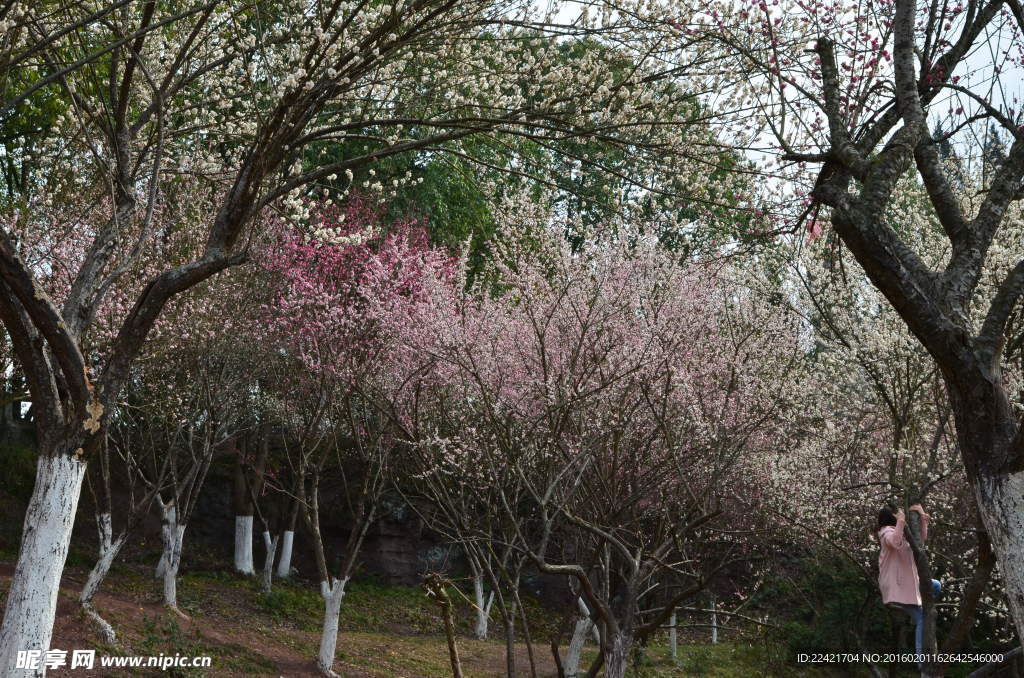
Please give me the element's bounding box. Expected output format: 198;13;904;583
350;515;458;585
178;462;457;585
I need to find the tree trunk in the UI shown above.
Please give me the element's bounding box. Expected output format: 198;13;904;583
233;432;270;575
79;512;126;645
158;503;187;615
669;611;678;664
317;577;348;677
234;514;255;575
603;632;633;678
442;590;464;678
565;613;592;678
577;597;600;645
906;509;938;674
513;587;538;678
260;531;279;595
973;470;1024;643
946;373;1024;642
503;605;517;678
710;593;718;644
276;530;295;579
232;449;255;574
425;573;464;678
154;547;167;579
0;453;87;677
472;574;494;640
275;488;299;579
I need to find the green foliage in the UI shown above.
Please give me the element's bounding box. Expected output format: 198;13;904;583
0;436;37;504
0;70;66;197
617;642;843;678
683;644;715;676
297;32;765;285
756;553;891;658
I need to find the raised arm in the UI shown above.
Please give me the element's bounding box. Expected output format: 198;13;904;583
881;514;908;550
910;504;930;543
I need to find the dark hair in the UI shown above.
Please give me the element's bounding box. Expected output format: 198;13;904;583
876;506;898;533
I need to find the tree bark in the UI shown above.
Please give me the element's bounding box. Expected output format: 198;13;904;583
565;613;593;678
79;512;127;645
603;631;633;678
945;373;1024;642
276;530;295;579
425;574;464;678
233;433;269;575
472;573;494;640
317;577;348;678
503;604;517;678
158;502;187;615
710;592;718;644
905;509;938;672
0;453;87;677
578;597;601;645
442;590;465;678
276;494;300;579
234;515;255;575
669;611;678;664
260;531;279;595
972;471;1024;643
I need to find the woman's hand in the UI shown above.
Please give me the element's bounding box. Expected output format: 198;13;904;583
909;504;930;519
895;508;905;521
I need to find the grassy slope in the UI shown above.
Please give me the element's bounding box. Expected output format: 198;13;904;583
0;557;855;678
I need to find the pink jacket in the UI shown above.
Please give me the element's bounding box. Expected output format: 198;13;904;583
877;514;929;606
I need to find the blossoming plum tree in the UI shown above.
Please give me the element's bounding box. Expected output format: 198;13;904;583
259;198;457;676
695;0;1024;661
371;198;812;678
0;0;752;668
742;168;1022;671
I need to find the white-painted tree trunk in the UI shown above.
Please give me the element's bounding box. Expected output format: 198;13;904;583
604;631;633;678
79;513;126;645
710;594;718;644
234;515;255;575
975;470;1024;643
158;504;186;613
578;597;601;644
565;614;593;678
317;578;348;677
471;574;494;640
0;454;87;678
154;509;171;581
260;531;279;595
276;530;294;579
154;550;167;579
669;611;678;664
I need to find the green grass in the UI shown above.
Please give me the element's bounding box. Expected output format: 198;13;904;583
0;556;884;677
178;570;444;634
99;615;277;678
254;583;322;632
568;641;859;678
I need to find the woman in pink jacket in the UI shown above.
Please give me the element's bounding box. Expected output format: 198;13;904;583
876;504;941;658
